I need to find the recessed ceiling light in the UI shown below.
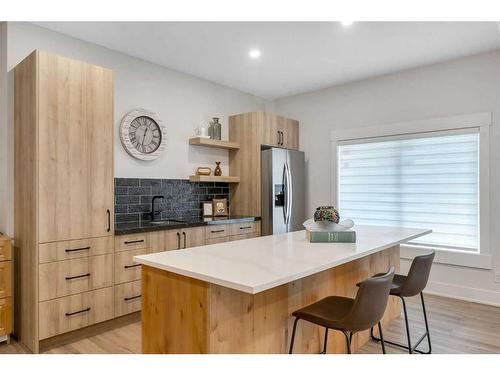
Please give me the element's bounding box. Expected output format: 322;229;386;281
341;21;354;27
249;49;261;59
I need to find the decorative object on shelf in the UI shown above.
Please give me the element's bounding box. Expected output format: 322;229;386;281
195;123;210;138
120;108;167;161
196;167;212;176
214;161;222;176
304;206;355;243
313;206;340;223
209;117;222;140
212;198;228;216
202;202;213;217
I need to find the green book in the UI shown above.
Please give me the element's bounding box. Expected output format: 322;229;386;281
306;229;356;243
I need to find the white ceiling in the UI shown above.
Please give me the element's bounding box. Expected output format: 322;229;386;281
35;22;500;99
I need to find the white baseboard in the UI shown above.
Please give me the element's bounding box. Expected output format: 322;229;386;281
425;280;500;308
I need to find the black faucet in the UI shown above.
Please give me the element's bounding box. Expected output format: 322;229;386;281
150;195;164;221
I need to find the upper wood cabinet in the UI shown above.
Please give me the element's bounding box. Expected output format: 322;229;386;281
36;52;114;242
262;113;299;149
229;112;299;217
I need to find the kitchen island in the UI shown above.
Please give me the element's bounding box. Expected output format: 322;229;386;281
134;225;430;354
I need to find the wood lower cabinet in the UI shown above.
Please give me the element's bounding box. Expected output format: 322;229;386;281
114;280;142;317
14;50;114;352
229;112;299;217
38;287;114;340
0;236;12;343
113;222;260;318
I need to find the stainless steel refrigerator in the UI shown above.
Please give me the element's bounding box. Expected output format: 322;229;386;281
261;147;305;235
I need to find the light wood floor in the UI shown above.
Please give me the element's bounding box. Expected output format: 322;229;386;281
1;294;500;354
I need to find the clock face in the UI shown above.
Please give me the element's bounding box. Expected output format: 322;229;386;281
129;116;162;154
120;109;167;161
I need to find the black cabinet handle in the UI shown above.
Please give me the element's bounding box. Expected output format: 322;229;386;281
211;229;225;233
107;209;111;232
124;295;141;301
65;273;91;280
183;231;186;249
65;246;91;253
124;264;141;269
124;239;144;244
280;131;284;145
277;130;281;145
65;307;91;316
240;226;252;230
177;232;181;249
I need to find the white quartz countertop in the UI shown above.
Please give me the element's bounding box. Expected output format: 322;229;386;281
134;225;431;294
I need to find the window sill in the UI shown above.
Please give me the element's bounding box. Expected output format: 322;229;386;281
400;244;492;270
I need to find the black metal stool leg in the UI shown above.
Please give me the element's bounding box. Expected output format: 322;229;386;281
420;292;432;354
320;328;329;354
289;317;300;354
401;296;413;354
342;331;352;354
377;321;386;354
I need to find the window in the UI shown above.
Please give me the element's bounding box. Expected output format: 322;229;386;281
337;129;479;252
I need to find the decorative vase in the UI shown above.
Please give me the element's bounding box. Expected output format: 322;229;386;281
313;206;340;223
214;162;222;176
210;117;221;140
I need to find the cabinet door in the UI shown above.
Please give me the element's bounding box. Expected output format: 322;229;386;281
281;118;299;150
87;63;114;238
38;52;113;242
262;113;281;147
165;230;182;250
0;297;12;336
184;227;206;248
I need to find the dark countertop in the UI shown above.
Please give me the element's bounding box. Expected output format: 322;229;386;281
115;215;260;235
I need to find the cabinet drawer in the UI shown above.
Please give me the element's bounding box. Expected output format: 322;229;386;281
39;287;114;340
115;248;152;284
0;261;12;299
39;254;113;301
115;233;150;252
0;297;12;336
205;225;229;239
229;233;258;242
229;222;256;236
206;237;229;245
115;280;142;317
0;240;12;262
39;236;113;264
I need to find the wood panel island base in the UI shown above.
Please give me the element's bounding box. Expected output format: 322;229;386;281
137;226;430;354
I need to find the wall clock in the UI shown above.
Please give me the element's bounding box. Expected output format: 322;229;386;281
119;109;167;161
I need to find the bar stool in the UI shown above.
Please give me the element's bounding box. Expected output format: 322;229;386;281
370;251;435;354
289;267;395;354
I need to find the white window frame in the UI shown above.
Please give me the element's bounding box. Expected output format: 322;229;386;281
330;112;492;270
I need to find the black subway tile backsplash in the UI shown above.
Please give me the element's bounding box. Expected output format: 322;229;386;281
114;178;230;224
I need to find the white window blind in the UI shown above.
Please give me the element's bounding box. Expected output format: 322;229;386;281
337;129;479;251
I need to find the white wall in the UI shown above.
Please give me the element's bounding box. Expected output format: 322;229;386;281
273;50;500;306
0;22;265;235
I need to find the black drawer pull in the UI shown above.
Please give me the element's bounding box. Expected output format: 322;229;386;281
65;307;91;316
124;264;141;269
239;226;252;230
124;239;144;244
124;295;142;301
211;229;225;233
65;273;91;280
65;246;91;253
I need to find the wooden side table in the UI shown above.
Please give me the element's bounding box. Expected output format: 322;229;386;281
0;235;12;344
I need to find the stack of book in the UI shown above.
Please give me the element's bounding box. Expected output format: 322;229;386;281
306;229;356;243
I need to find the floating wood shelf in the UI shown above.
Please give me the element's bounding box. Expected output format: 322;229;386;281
189;175;240;183
189;137;240;150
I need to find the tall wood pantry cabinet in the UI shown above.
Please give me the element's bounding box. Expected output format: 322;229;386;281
229;112;299;217
14;50;114;352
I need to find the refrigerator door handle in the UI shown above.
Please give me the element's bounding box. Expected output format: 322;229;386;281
285;161;293;225
282;163;288;224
